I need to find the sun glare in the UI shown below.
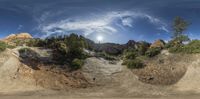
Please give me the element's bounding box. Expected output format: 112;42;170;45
97;35;103;43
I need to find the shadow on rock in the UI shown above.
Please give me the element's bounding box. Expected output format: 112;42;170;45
18;48;47;70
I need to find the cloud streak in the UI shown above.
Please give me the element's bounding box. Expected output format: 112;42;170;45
38;11;169;38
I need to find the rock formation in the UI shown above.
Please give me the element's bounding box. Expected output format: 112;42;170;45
2;33;33;46
4;33;32;41
150;39;165;48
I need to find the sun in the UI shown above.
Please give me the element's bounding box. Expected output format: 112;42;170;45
97;35;103;43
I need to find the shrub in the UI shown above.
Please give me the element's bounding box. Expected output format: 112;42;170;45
145;47;161;57
165;35;190;49
168;46;183;53
124;51;137;60
122;59;144;69
26;39;46;47
0;41;7;52
6;45;16;49
137;41;150;55
52;42;69;64
18;48;30;53
71;58;84;70
123;42;149;58
186;40;200;53
49;34;88;66
164;41;174;49
18;48;40;60
169;40;200;54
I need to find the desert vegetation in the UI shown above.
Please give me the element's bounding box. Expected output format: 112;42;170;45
0;41;7;52
24;33;89;70
121;16;195;69
0;41;15;52
165;17;200;54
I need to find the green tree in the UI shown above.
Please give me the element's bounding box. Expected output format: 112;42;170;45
166;16;190;48
173;16;189;38
48;33;88;70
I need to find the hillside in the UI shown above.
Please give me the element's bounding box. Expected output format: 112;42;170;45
0;46;200;98
1;33;200;98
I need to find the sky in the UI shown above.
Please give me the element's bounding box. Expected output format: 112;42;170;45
0;0;200;43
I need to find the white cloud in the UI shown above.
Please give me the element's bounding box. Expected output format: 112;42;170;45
121;17;133;27
41;18;117;37
144;14;161;24
158;26;169;32
38;11;169;37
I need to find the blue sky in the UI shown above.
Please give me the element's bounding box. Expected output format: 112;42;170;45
0;0;200;43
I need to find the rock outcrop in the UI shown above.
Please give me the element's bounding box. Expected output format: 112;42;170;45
125;40;138;49
2;33;33;46
4;33;32;41
150;39;165;48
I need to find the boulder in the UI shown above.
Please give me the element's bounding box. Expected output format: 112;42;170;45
15;33;33;39
2;33;33;46
150;39;165;48
5;33;32;41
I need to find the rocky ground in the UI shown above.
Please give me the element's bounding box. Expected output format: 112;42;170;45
0;47;200;98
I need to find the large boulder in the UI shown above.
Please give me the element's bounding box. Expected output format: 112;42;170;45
150;39;165;48
5;34;16;40
2;33;33;46
15;33;33;39
5;33;32;41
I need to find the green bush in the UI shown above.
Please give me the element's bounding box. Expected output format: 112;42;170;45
145;47;161;57
137;41;150;55
18;48;40;60
26;39;46;47
48;34;88;66
169;40;200;54
168;46;182;53
124;51;137;60
0;41;7;52
123;42;149;58
6;45;16;49
122;59;144;69
165;35;189;49
18;48;30;53
71;58;84;70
